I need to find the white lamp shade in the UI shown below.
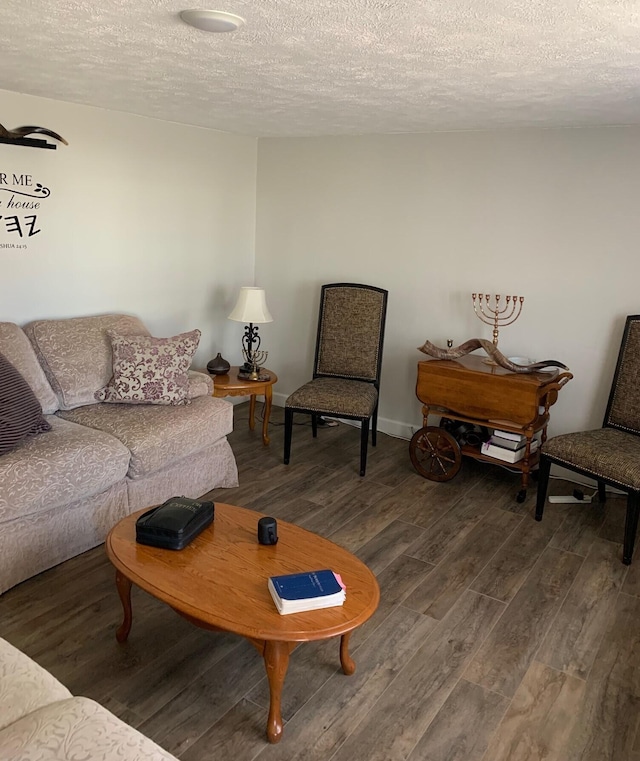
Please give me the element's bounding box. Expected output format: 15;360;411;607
228;287;273;324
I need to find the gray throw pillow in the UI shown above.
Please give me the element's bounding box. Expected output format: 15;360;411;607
0;352;51;455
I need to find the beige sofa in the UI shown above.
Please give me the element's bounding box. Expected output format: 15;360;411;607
0;636;178;760
0;314;238;595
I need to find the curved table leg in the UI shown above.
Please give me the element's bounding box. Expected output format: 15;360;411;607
262;386;273;446
340;632;356;675
263;640;290;743
249;394;256;431
115;571;133;643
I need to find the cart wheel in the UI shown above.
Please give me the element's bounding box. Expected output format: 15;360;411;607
409;426;462;482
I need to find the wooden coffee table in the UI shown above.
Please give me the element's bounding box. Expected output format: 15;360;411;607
106;503;380;743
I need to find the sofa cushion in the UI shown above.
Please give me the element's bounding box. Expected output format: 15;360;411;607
59;395;233;479
96;329;201;406
0;637;72;732
0;322;58;414
0;482;128;596
0;696;179;760
24;314;149;411
0;353;51;455
127;437;238;511
0;416;130;522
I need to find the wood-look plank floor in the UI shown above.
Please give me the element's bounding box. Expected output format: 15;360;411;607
2;402;640;761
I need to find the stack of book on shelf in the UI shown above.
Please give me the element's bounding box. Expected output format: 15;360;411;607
481;429;540;464
268;569;346;615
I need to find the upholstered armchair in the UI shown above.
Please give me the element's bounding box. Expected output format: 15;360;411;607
536;314;640;564
283;283;388;477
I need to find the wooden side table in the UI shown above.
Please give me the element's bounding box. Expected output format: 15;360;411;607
209;366;277;446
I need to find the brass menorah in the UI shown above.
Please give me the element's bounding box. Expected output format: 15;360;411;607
242;348;268;379
472;293;524;347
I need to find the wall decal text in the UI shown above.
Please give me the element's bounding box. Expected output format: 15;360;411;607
0;172;51;247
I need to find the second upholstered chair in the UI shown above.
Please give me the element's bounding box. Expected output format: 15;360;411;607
283;283;388;476
536;314;640;564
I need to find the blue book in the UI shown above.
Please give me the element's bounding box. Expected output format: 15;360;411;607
270;569;342;600
268;569;345;614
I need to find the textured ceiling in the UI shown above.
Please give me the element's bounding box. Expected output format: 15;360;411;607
2;0;640;137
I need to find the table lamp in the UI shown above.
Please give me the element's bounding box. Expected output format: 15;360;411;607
228;287;273;375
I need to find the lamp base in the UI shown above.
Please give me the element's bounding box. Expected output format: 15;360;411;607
238;369;271;382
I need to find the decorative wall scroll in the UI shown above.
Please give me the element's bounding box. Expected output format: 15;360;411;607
0;122;67;249
0;171;53;249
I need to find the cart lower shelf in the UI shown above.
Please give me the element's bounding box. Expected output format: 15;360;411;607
409;425;540;503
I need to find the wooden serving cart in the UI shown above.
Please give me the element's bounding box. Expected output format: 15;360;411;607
410;354;572;502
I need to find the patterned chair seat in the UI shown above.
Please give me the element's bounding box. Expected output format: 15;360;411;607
543;428;640;491
286;377;378;418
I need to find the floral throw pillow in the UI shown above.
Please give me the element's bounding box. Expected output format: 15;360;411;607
95;329;201;406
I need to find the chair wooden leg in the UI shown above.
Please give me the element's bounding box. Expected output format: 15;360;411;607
535;455;552;521
598;480;607;504
623;491;640;565
359;418;370;477
283;408;294;465
312;414;318;438
372;404;379;447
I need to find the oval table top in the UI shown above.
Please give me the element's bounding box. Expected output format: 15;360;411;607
106;502;380;642
211;367;278;394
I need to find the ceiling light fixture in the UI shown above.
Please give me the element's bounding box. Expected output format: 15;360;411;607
179;9;245;33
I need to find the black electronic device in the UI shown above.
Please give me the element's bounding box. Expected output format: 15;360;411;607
258;516;278;545
135;496;214;550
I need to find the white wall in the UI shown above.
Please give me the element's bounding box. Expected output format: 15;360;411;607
0;90;258;368
4;98;638;440
255;128;640;439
